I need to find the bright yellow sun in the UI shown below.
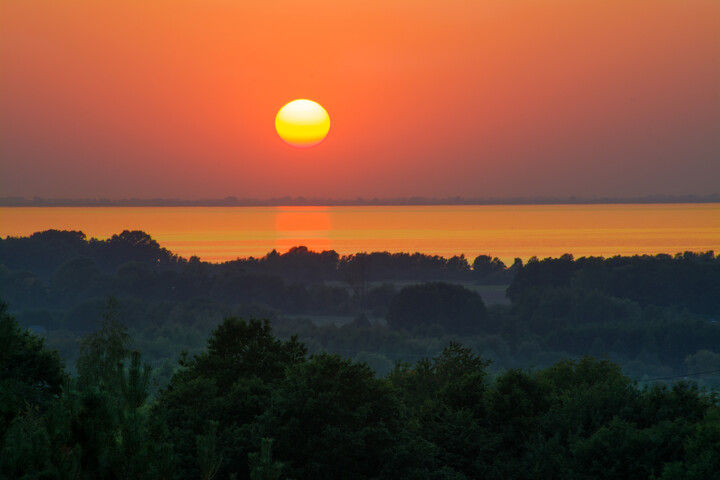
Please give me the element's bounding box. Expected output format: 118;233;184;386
275;99;330;148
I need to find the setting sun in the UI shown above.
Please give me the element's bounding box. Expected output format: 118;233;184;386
275;99;330;148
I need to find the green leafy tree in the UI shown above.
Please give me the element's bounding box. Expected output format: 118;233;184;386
387;282;489;333
198;421;222;480
571;417;663;480
389;342;490;417
49;256;103;305
114;350;157;480
118;350;152;411
535;356;637;440
660;406;720;480
41;311;172;480
192;317;306;390
486;369;548;454
256;353;401;480
0;302;65;438
248;438;283;480
340;253;370;307
160;317;306;480
388;343;493;478
472;255;506;283
76;297;131;393
0;407;54;479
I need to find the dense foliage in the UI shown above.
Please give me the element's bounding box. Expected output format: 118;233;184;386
2;230;719;387
1;307;719;479
0;303;65;435
387;282;489;333
508;251;720;315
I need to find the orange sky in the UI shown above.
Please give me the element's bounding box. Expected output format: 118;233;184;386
1;0;718;199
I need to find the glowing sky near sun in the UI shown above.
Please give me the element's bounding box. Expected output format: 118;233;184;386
0;0;718;199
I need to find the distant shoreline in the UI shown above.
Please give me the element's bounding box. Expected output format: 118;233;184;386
1;194;719;207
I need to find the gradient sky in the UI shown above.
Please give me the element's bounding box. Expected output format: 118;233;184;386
1;0;718;200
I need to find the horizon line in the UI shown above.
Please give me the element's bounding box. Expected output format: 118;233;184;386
1;193;719;207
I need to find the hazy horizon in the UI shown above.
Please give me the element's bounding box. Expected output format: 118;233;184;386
2;193;719;207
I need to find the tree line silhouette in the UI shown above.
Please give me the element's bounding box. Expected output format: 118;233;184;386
1;230;719;384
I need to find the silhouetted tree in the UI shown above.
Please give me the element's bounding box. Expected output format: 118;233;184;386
76;298;131;392
0;303;65;437
249;438;284;480
387;282;489;333
160;317;307;479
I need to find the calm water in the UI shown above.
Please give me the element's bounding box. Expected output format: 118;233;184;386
1;204;718;264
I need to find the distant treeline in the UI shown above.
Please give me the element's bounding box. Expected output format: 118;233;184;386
2;307;720;480
0;229;513;313
1;230;719;386
2;193;719;206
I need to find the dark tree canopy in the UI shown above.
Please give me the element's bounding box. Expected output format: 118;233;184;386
255;353;402;480
387;282;488;333
1;303;720;480
508;252;720;315
160;317;307;479
0;303;65;436
3;229;720;479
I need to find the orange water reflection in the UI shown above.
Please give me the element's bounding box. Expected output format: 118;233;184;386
0;204;718;264
274;206;331;253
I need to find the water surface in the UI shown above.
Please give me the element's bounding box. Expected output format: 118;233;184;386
1;204;717;264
